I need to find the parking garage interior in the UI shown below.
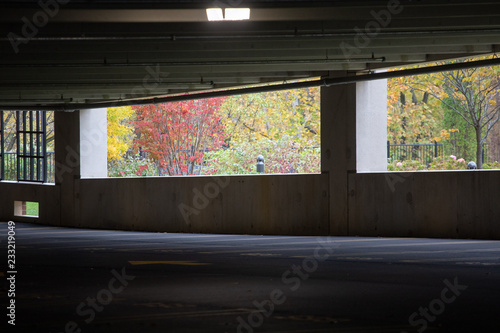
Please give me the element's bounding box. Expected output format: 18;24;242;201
1;0;500;332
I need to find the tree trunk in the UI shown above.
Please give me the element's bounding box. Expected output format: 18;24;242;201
476;127;483;169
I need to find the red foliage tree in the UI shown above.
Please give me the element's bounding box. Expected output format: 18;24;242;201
133;98;226;175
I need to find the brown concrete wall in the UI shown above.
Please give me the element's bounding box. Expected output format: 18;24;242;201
349;170;500;240
0;182;60;224
76;174;330;235
1;170;500;239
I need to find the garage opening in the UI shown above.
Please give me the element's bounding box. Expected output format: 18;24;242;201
107;87;321;177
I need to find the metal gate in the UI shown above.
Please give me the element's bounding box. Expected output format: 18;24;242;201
16;111;47;182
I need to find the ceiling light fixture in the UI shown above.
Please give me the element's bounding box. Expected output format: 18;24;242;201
225;8;250;21
206;8;250;21
206;8;224;21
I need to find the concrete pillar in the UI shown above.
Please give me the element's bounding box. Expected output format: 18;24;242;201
321;82;357;235
80;108;108;178
321;78;388;235
55;111;80;225
356;79;388;172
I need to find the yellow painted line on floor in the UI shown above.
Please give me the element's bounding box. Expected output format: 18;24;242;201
128;260;211;266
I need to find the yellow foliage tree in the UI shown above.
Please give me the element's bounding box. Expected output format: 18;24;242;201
107;106;135;161
221;87;320;147
411;57;500;168
387;72;444;144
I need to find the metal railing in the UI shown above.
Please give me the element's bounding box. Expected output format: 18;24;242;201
388;141;490;165
387;141;443;166
1;152;55;183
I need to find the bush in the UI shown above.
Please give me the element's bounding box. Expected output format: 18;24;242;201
108;154;158;177
483;161;500;170
202;136;320;175
428;155;467;170
387;154;492;171
387;159;427;171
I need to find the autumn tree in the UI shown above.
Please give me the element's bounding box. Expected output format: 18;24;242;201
222;87;320;146
412;59;500;168
387;75;444;145
441;98;476;161
107;106;135;161
211;87;320;174
133;98;226;176
1;111;54;152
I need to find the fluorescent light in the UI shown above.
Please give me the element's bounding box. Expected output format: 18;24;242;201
225;8;250;21
206;8;250;21
206;8;224;21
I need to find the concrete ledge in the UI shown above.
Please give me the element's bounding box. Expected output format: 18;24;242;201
3;170;500;240
77;174;330;235
349;170;500;240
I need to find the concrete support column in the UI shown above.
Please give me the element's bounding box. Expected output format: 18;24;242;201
356;79;388;172
80;108;108;178
321;78;388;235
321;83;357;235
55;111;81;226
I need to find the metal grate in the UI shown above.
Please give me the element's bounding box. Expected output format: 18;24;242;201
16;111;47;182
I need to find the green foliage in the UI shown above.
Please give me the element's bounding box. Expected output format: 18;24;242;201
108;86;321;177
386;154;493;171
214;86;321;175
387;159;427;171
388;57;500;169
26;202;39;216
202;136;320;175
108;154;158;177
483;161;500;170
417;58;500;168
428;155;467;170
441;99;476;161
2;111;54;152
2;154;17;180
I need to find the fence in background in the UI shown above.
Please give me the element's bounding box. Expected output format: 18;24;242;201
388;141;490;165
1;152;55;183
387;141;443;166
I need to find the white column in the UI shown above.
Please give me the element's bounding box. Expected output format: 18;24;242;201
80;108;108;178
356;79;388;172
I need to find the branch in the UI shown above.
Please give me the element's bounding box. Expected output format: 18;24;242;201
242;122;270;138
408;85;475;127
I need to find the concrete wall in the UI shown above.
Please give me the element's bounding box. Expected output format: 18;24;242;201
349;170;500;240
2;170;499;239
0;182;60;224
74;174;329;235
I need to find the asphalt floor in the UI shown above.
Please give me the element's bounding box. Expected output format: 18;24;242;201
2;221;500;332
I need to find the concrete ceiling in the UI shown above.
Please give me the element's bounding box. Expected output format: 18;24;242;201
1;0;499;109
